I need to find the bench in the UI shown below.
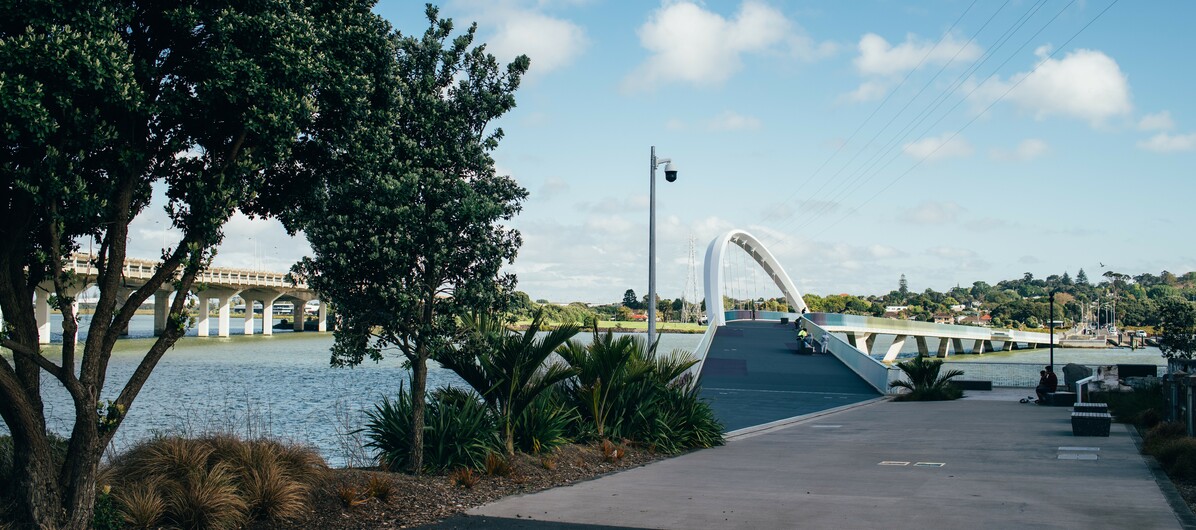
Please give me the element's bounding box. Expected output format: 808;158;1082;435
1073;402;1108;414
1072;411;1112;436
1044;391;1077;406
952;380;992;391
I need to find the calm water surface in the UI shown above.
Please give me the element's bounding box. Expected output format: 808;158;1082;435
7;315;704;466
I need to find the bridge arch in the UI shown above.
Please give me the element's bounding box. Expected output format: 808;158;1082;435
703;229;807;327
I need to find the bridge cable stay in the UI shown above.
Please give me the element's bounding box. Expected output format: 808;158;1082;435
757;0;984;227
773;0;1056;241
768;0;1031;242
768;0;1012;240
805;0;1119;240
764;0;1050;246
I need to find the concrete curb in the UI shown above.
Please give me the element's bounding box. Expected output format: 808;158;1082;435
724;396;889;441
1128;424;1196;529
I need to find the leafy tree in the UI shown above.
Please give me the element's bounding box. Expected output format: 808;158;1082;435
1157;298;1196;360
615;306;634;321
622;289;639;309
898;274;909;298
294;6;529;473
0;3;384;526
1076;268;1089;286
438;309;578;456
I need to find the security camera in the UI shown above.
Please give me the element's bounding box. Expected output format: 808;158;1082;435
664;162;678;182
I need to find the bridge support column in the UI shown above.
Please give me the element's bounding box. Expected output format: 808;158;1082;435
936;338;953;358
984;340;996;352
293;303;305;332
952;338;965;355
261;294;283;336
116;287;137;336
216;294;233;337
317;301;328;332
35;287;52;344
866;334;878;353
242;297;255;336
153;291;171;336
196;294;210;337
883;335;907;362
973;339;985;354
846;332;872;354
1001;341;1014;351
915;336;929;356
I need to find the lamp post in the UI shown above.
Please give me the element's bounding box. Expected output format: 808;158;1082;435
1049;291;1056;370
648;146;678;348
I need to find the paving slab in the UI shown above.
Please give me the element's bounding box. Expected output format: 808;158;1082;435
436;399;1185;529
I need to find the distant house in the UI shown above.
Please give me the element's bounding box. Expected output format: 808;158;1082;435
884;305;909;313
933;313;953;325
883;311;902;319
949;304;966;312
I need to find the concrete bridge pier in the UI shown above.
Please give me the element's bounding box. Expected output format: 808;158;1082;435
915;336;929;356
317;300;328;332
846;332;872;354
116;287;137;336
936;337;953;358
196;288;240;337
883;335;908;362
973;339;986;354
261;293;283;336
242;300;255;336
35;286;52;344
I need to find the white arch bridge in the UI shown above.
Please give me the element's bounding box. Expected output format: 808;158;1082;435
692;229;1056;410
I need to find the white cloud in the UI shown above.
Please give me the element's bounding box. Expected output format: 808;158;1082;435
904;201;961;225
452;1;588;79
928;246;977;259
536;176;568;200
902;134;973;161
990;138;1049;161
706;111;761;131
853;32;981;76
845;80;888;102
973;48;1132;127
1138;111;1175;131
1137;132;1196;153
623;1;831;92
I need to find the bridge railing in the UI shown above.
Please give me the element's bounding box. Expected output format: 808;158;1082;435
802;316;893;394
66;253;307;290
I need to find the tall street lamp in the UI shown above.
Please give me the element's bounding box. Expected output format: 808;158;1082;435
648;146;678;348
1049;291;1056;370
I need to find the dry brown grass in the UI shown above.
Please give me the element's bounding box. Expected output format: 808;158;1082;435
114;478;166;529
449;467;480;489
600;439;624;463
539;456;557;471
484;453;514;477
365;475;395;502
106;435;326;527
336;485;368;508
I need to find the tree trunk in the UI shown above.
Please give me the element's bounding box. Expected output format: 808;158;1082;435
408;353;427;474
10;433;64;529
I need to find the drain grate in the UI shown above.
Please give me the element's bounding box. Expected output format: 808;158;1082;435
1059;446;1100;452
913;462;945;468
1058;453;1098;460
878;461;910;466
811;425;842;429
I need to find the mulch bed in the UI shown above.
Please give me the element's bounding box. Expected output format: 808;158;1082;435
257;443;667;529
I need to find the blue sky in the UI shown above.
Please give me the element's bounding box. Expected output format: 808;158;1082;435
128;0;1196;304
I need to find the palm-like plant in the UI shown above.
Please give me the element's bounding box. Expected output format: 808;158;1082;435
438;309;579;456
888;353;965;401
555;329;651;438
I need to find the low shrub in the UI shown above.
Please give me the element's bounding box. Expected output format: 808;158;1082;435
891;385;964;402
364;386;500;473
1103;383;1166;424
1150;436;1196;478
513;391;576;455
449;467;480;489
1144;421;1188;455
484;453;514;477
365;476;394;502
105;435;325;528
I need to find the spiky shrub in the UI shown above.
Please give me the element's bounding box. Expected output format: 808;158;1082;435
105;435;325;527
1144;421;1188;455
512;390;577;454
336;485;367;508
888;354;964;401
114;480;166;529
364;386;500;472
484;453;514;477
449;467;480;489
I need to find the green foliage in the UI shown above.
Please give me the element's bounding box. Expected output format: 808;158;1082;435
556;331;723;451
889;354;965;401
438;309;579;455
293;4;529;473
364;387;500;473
92;489;123;530
1099;383;1166;425
512;391;578;454
1157;297;1196;359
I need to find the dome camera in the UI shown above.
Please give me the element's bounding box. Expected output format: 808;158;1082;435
664;162;678;182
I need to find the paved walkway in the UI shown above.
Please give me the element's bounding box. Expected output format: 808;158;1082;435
432;397;1189;529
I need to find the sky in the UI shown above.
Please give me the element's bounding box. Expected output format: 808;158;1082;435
125;0;1196;305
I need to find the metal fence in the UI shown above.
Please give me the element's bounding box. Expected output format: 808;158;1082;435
923;362;1111;388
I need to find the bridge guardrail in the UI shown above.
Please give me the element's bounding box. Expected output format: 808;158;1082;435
802;316;893;394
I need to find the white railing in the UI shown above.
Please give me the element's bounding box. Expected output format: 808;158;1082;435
803;316;894;394
67;254;307;290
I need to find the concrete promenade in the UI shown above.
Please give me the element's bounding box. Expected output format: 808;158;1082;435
436;392;1189;529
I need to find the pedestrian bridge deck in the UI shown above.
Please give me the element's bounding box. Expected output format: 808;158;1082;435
698;320;880;431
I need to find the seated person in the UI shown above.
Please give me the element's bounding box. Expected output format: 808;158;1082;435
1035;366;1058;404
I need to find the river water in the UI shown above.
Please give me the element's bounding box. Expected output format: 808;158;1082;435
5;315;1167;466
5;315;704;467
